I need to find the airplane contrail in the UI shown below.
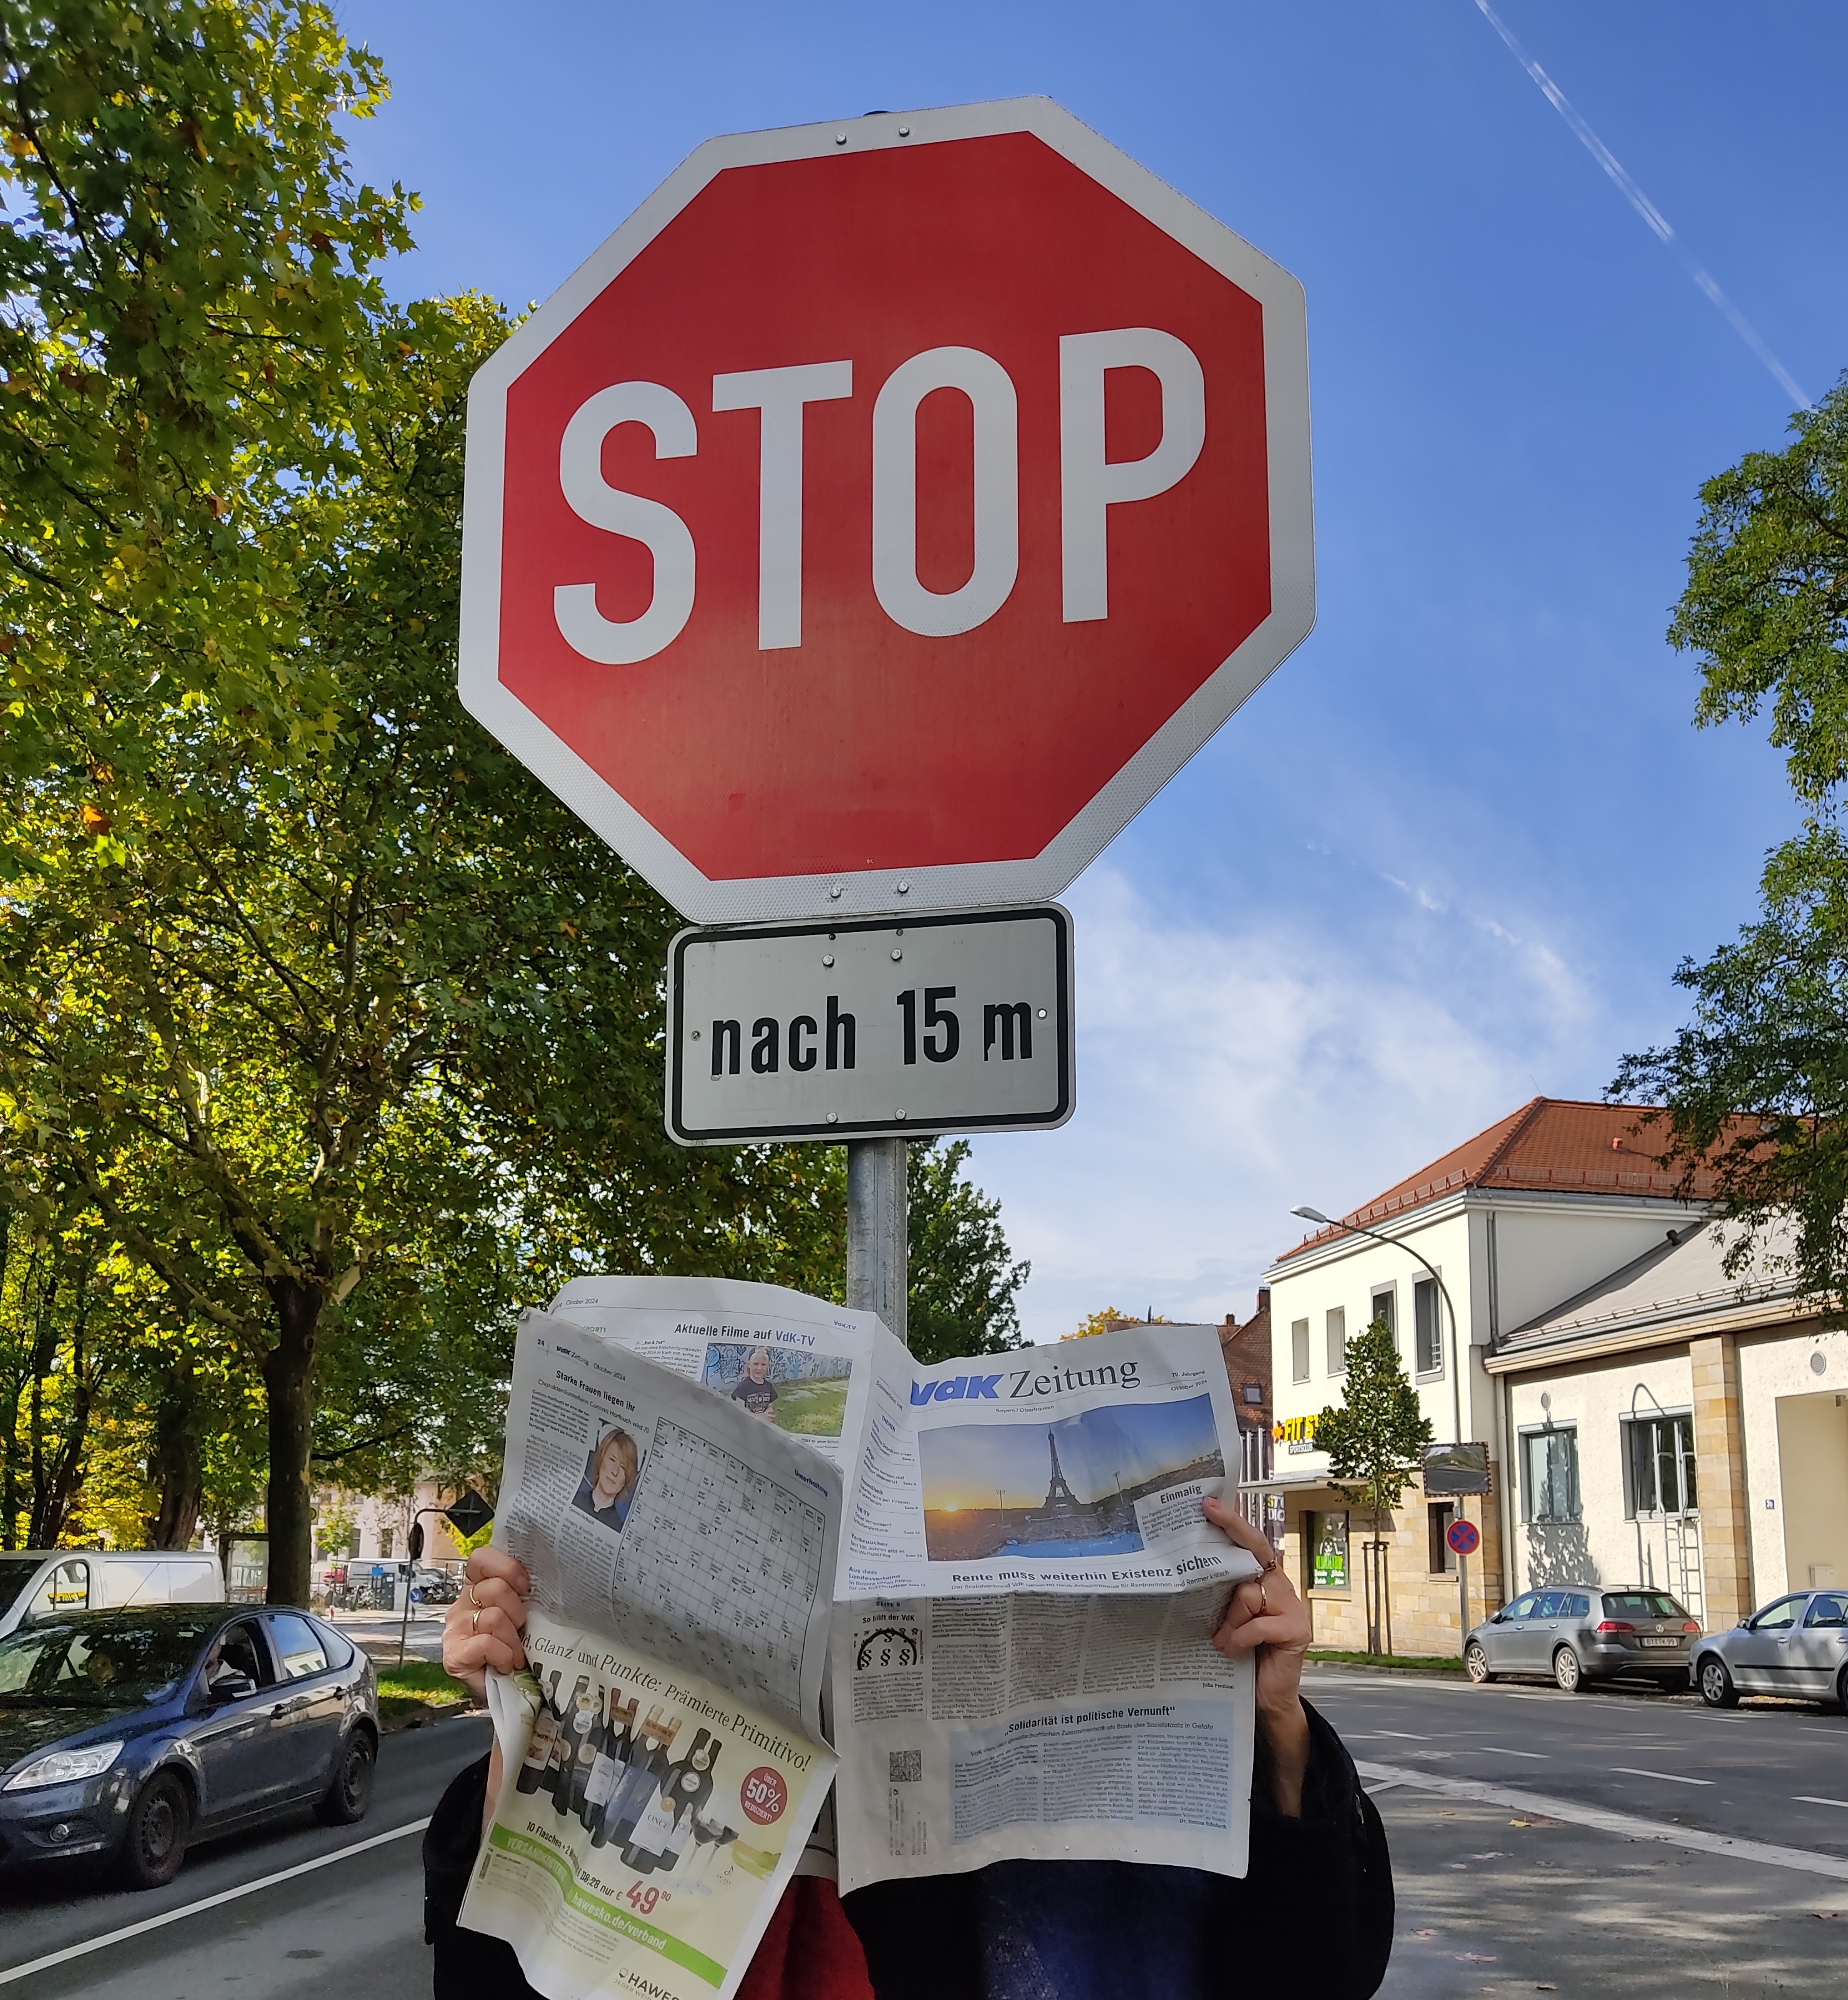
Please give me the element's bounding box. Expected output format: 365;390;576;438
1473;0;1813;410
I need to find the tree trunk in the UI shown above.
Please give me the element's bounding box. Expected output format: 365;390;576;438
147;1367;205;1549
262;1281;321;1606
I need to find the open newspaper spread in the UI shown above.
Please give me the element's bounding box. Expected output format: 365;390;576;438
830;1322;1260;1892
539;1283;1260;1903
460;1311;840;2000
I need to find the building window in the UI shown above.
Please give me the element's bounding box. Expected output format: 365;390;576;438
1308;1510;1350;1591
1291;1318;1310;1383
1623;1411;1697;1517
1241;1381;1264;1405
1370;1285;1396;1341
1413;1276;1443;1376
380;1528;394;1558
346;1528;361;1558
1325;1306;1347;1376
1522;1428;1581;1523
1428;1501;1456;1573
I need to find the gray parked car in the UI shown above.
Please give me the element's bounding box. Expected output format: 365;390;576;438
1465;1585;1701;1692
1693;1590;1848;1710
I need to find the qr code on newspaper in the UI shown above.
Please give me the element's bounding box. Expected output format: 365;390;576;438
888;1750;922;1784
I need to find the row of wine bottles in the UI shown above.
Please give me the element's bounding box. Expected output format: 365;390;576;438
515;1668;738;1878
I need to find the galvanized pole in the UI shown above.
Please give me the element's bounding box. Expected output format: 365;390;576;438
1457;1538;1469;1660
846;1137;908;1349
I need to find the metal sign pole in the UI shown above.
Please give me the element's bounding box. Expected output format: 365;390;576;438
846;1137;909;1350
1458;1543;1469;1659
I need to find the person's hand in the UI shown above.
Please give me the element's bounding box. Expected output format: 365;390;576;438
1202;1495;1312;1815
442;1545;531;1702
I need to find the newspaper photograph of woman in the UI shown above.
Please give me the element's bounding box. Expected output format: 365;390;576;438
700;1341;854;1441
920;1395;1225;1561
572;1424;642;1533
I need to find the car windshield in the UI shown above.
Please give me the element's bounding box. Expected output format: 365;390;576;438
0;1614;218;1707
1604;1592;1684;1619
0;1557;42;1619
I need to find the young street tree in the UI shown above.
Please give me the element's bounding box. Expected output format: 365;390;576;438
1614;374;1848;1306
1314;1316;1433;1654
904;1140;1029;1364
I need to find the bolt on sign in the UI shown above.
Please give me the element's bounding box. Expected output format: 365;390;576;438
458;97;1313;928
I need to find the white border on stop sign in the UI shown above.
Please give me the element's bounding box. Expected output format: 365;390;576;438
458;95;1313;926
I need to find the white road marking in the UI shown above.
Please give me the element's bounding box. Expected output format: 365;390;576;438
1375;1729;1431;1739
1478;1747;1549;1759
0;1817;430;1987
1613;1766;1713;1786
1795;1796;1848;1810
1358;1762;1848;1881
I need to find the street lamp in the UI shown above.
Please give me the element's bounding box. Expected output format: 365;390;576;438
1290;1205;1463;1445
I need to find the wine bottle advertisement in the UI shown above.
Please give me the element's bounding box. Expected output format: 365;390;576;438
463;1609;836;2000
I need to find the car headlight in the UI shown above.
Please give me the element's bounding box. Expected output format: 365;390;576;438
4;1741;125;1791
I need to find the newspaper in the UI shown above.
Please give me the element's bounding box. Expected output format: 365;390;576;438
830;1324;1260;1892
460;1311;839;2000
548;1274;888;1472
538;1287;1260;1900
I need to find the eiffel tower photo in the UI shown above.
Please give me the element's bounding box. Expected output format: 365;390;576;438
1040;1432;1098;1535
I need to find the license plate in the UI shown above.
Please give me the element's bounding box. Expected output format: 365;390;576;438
1640;1636;1679;1648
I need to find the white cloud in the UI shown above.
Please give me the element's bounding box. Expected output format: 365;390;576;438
967;865;1605;1346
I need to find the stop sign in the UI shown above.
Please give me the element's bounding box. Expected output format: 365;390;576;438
459;97;1311;924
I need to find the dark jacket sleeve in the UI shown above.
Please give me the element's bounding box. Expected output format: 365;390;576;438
423;1754;546;2000
842;1697;1394;2000
1244;1698;1394;1998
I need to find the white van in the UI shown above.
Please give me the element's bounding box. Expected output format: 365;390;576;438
0;1548;225;1639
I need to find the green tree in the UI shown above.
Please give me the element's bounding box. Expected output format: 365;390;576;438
1314;1316;1432;1654
2;294;846;1601
0;0;413;801
904;1139;1028;1364
1615;375;1848;1307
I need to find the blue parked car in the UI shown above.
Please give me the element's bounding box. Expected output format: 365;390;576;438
0;1603;377;1887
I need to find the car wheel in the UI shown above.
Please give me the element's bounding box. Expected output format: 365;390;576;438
1836;1663;1848;1715
118;1771;190;1890
1553;1646;1585;1693
1698;1655;1739;1709
314;1726;377;1827
1465;1642;1494;1684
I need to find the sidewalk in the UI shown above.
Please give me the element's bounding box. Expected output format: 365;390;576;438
322;1606;447;1663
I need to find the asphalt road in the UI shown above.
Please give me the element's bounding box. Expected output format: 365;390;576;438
1307;1665;1848;1998
0;1713;493;2000
4;1672;1844;1998
1307;1663;1848;1860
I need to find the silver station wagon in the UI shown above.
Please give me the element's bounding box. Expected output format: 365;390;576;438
1466;1585;1701;1692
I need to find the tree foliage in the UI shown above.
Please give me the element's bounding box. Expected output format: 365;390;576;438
1672;376;1848;805
904;1139;1028;1364
0;11;848;1594
1313;1316;1432;1538
0;0;413;796
1617;375;1848;1311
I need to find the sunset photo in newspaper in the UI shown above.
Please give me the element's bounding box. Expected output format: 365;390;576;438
920;1396;1225;1561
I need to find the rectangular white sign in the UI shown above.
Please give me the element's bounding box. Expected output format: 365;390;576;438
666;906;1073;1145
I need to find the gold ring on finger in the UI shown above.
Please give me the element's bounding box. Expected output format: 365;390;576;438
471;1608;481;1634
1259;1582;1269;1613
467;1581;482;1608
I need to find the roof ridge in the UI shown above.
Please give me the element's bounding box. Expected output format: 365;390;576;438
1474;1095;1549;1186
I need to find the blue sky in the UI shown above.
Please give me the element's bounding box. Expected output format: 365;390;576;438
340;2;1848;1342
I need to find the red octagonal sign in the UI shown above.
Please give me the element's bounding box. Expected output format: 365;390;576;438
460;98;1312;923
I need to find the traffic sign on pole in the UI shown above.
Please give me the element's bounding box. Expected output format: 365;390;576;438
458;97;1312;925
667;905;1072;1143
1446;1517;1481;1558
